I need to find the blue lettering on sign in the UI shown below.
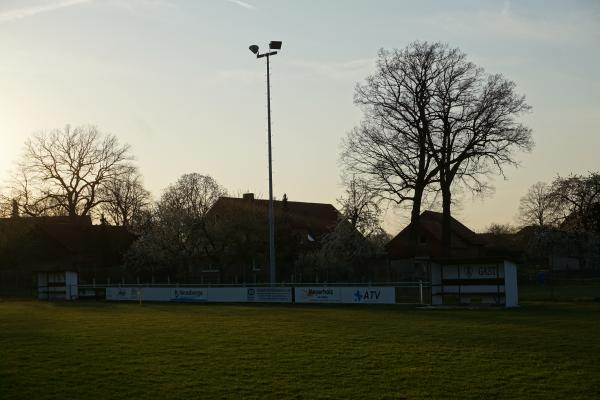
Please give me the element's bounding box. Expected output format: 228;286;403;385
353;289;382;302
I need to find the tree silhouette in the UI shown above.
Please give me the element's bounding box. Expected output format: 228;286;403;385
9;125;132;217
342;44;442;250
98;166;151;230
518;182;561;228
426;45;533;249
125;173;226;281
344;42;533;253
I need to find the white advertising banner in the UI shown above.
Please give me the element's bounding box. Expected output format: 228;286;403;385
246;287;292;303
142;287;172;301
206;288;247;303
171;287;208;302
105;286;292;303
295;287;396;304
106;287;141;301
341;287;396;304
295;287;341;303
106;287;177;302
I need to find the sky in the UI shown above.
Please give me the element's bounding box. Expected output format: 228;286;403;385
0;0;598;233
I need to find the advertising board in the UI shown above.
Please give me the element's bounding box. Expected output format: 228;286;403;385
171;288;207;302
142;287;172;301
344;287;395;304
295;287;341;303
295;287;396;304
105;286;292;303
105;286;391;304
106;287;171;302
106;287;140;301
204;288;246;302
246;287;292;303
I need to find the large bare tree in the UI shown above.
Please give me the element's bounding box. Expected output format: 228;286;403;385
426;44;533;249
9;125;132;217
343;42;533;253
342;44;443;245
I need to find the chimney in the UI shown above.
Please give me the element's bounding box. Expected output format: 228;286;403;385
243;193;254;201
11;199;19;218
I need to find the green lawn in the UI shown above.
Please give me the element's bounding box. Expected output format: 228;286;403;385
519;279;600;302
1;300;599;399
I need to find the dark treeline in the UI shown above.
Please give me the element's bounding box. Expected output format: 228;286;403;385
2;42;599;285
0;127;389;283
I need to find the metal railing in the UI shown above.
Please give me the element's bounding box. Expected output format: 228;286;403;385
79;281;429;287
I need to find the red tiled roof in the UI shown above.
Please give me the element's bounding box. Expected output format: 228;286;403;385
386;210;486;258
0;215;136;271
209;196;341;238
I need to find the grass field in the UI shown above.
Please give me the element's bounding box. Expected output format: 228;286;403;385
519;279;600;302
1;300;599;400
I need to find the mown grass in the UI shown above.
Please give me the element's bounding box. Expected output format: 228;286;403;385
1;300;599;400
519;279;600;302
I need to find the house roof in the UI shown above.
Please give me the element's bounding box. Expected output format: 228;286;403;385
386;210;486;258
0;215;136;270
208;195;342;238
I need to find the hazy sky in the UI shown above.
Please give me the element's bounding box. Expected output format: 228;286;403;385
0;0;599;233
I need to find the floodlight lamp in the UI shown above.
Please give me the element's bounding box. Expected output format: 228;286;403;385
269;41;282;50
249;45;259;54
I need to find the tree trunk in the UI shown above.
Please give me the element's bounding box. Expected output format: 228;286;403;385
441;183;452;256
408;185;424;257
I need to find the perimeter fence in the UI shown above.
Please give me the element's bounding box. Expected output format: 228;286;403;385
77;281;432;305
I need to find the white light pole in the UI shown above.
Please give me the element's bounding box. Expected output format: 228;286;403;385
249;41;282;286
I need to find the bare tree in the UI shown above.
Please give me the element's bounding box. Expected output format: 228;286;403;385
425;43;533;249
343;42;533;254
546;172;600;270
337;176;382;237
486;223;518;235
0;193;12;218
7;165;66;217
550;172;600;233
9;125;132;217
518;181;561;228
98;167;151;230
342;44;444;251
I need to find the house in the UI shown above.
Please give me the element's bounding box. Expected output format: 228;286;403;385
386;211;487;260
385;210;489;281
482;225;587;272
0;215;136;289
204;193;344;283
209;193;341;242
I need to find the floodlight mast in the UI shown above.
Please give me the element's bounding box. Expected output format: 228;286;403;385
249;41;282;286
